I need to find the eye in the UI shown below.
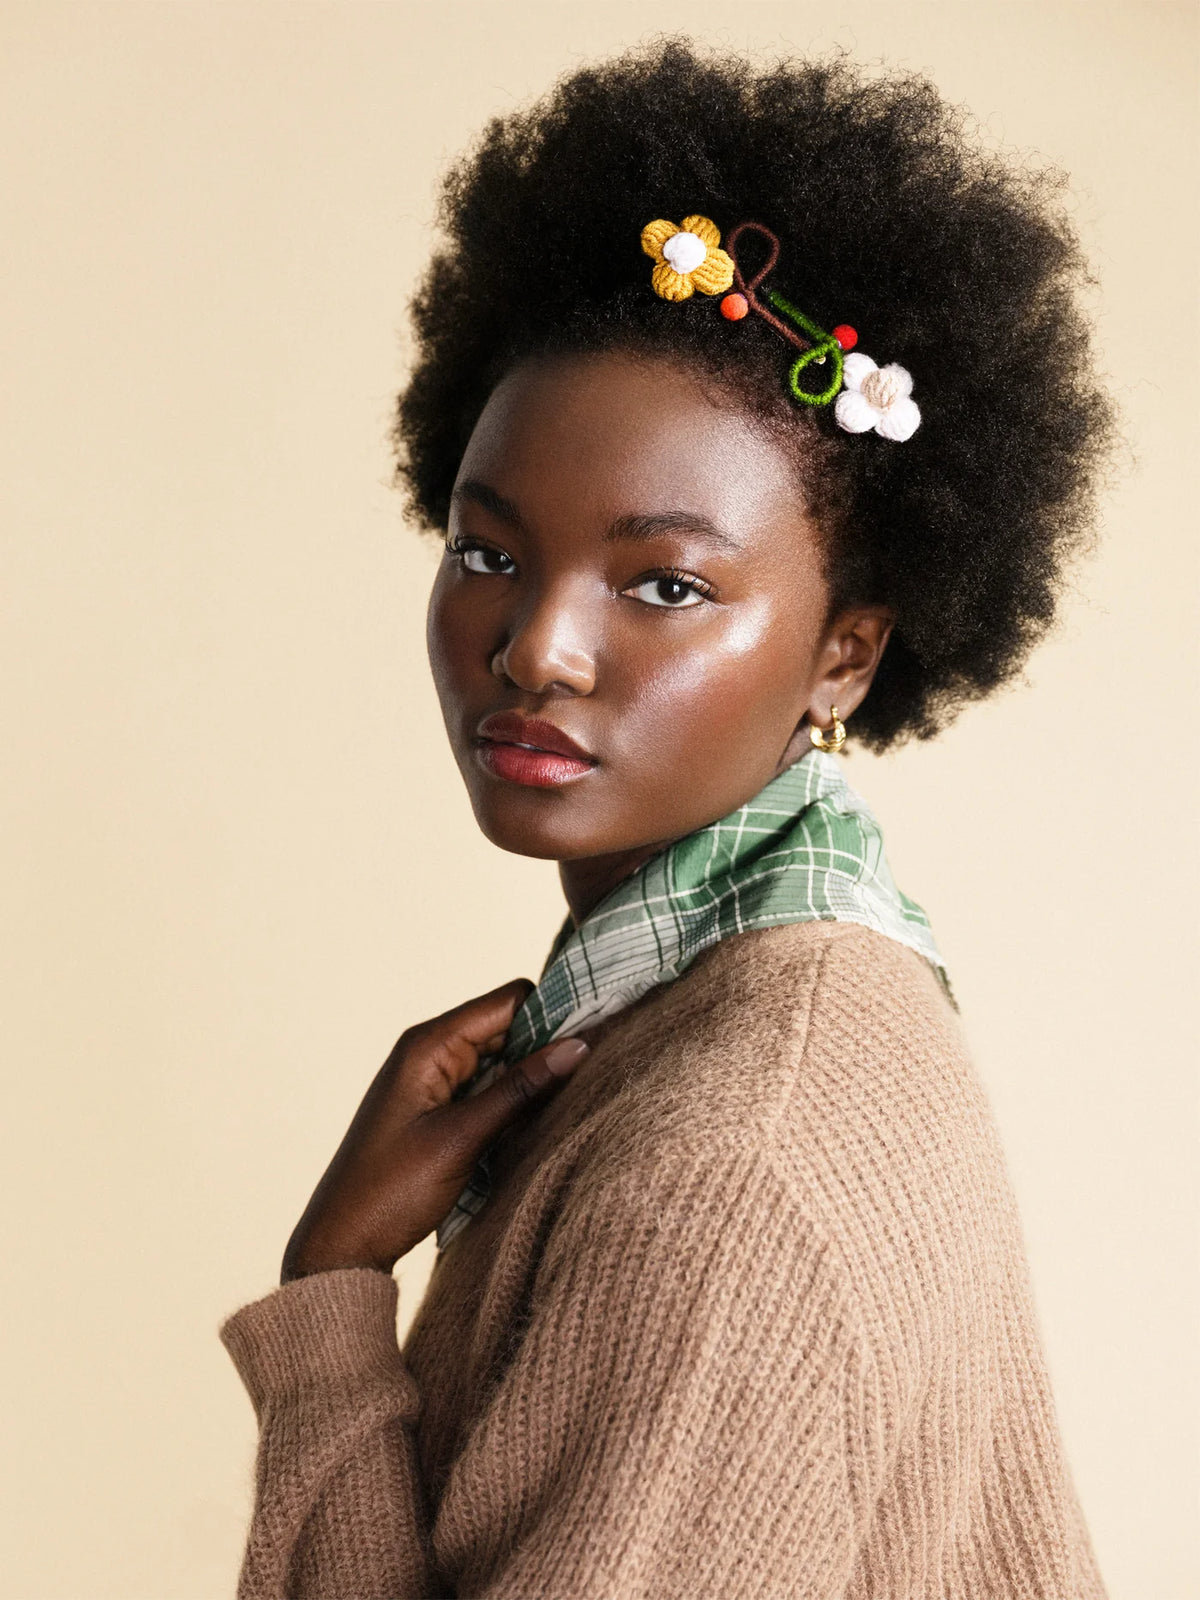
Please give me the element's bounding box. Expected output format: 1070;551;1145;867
623;569;713;609
446;537;516;576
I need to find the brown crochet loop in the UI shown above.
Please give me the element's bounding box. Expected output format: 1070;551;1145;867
724;221;813;353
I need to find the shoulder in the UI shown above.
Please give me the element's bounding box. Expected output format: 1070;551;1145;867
577;917;971;1147
571;920;1021;1359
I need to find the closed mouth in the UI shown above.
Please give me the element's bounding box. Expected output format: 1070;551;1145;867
475;710;597;763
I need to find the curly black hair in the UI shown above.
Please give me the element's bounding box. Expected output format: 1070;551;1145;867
392;38;1115;750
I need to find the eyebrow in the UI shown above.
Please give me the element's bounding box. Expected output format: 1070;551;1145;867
450;478;745;555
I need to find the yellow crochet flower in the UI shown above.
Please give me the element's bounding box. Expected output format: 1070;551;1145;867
641;215;735;302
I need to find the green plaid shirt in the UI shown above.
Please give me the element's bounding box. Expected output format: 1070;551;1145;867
436;747;952;1253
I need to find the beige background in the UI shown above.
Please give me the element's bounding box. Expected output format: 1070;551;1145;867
1;3;1195;1596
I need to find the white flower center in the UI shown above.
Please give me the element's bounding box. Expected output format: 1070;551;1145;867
862;368;903;412
662;231;707;275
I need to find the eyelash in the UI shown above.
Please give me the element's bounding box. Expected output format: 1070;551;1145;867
444;537;715;606
650;566;716;603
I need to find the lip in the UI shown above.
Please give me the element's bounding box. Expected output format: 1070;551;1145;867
473;710;598;789
476;711;597;762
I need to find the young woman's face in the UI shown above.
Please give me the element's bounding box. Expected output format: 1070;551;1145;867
426;349;891;867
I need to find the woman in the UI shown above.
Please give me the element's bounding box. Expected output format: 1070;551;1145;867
219;41;1113;1598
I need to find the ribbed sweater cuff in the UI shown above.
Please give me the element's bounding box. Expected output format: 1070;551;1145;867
219;1267;412;1417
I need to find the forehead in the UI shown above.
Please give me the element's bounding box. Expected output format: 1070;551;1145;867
455;350;806;539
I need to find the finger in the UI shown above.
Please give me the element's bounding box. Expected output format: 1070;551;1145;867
428;978;535;1052
448;1038;590;1155
444;972;534;1036
399;979;537;1104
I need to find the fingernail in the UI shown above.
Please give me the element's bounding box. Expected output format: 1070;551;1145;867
545;1038;589;1076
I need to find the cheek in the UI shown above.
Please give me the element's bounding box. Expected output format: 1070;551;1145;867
426;568;486;696
424;571;452;686
620;596;806;737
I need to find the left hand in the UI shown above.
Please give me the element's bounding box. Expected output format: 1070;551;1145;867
279;978;589;1284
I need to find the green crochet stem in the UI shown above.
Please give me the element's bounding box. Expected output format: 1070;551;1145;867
763;288;844;406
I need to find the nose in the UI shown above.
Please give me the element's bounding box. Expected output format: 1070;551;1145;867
490;583;597;696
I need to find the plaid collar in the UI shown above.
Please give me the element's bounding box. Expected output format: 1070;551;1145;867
436;748;951;1253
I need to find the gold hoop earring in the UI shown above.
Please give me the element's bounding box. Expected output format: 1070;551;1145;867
809;706;846;755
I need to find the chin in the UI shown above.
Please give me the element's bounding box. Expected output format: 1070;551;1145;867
465;781;647;862
465;791;594;861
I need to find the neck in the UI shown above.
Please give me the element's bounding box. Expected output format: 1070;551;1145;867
558;841;675;927
557;748;815;926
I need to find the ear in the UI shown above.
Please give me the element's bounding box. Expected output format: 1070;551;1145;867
807;604;895;728
776;605;895;769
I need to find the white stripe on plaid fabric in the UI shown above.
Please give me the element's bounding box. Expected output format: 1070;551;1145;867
435;747;953;1253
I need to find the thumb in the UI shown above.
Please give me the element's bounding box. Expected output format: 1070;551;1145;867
449;1037;590;1154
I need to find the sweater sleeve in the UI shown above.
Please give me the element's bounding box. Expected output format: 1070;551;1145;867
220;1150;876;1600
219;1266;435;1599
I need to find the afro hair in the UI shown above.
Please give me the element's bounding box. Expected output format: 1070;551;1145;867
392;38;1115;750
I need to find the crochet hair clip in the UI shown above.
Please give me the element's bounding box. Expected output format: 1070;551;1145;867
640;215;921;442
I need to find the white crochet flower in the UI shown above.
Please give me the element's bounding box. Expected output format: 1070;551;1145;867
835;352;921;441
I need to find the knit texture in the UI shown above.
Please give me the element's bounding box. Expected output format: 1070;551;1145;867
438;747;953;1251
220;919;1109;1599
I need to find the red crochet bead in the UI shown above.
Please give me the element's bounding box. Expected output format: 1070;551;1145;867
831;324;858;351
720;293;749;321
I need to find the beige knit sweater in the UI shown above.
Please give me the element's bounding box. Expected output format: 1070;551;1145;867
220;919;1109;1599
